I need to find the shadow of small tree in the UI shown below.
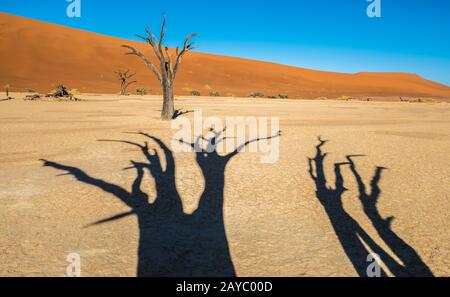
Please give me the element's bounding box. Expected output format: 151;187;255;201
41;130;280;276
308;137;433;277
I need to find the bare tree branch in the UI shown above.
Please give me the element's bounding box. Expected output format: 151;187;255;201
121;45;162;81
173;33;198;79
159;15;166;49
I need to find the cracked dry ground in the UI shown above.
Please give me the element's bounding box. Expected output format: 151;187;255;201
0;94;449;276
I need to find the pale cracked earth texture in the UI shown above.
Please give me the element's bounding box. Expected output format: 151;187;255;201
0;94;449;276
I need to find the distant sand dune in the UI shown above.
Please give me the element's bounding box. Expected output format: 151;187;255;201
1;12;449;99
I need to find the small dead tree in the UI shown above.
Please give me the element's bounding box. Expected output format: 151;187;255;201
4;84;10;97
44;84;79;101
122;16;197;120
54;84;70;97
116;70;137;96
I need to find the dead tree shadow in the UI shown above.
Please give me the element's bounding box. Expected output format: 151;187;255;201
41;130;279;277
308;137;433;277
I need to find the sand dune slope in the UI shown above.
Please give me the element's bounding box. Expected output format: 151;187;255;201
0;12;449;99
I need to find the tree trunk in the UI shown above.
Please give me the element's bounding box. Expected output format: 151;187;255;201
120;82;126;96
161;80;175;120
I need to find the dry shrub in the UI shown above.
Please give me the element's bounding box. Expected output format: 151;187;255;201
249;91;265;98
190;90;201;96
337;95;352;101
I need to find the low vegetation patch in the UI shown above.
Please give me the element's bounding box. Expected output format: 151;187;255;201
209;91;220;97
24;94;41;101
136;87;147;95
249;91;265;98
190;90;201;96
410;98;436;103
336;95;352;101
278;93;289;99
400;97;437;103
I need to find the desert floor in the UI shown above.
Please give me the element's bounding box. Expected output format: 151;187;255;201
0;94;449;276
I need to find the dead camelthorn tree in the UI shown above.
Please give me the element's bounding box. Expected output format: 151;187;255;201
4;84;10;97
121;16;197;120
116;70;137;96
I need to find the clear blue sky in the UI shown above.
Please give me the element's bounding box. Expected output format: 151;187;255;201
1;0;449;85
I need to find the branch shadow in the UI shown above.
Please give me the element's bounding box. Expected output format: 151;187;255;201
41;130;280;277
308;137;433;277
172;109;194;120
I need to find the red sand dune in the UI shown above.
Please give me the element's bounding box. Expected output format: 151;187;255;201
1;12;449;99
